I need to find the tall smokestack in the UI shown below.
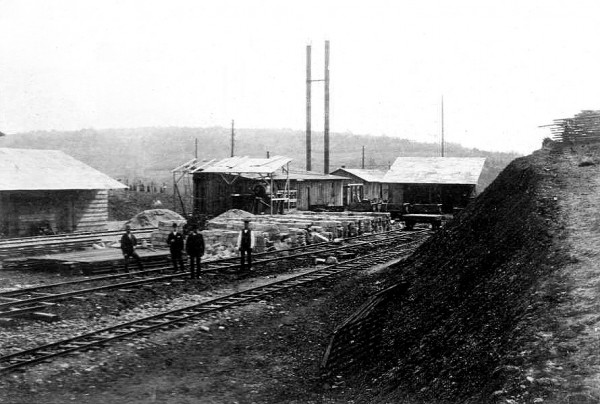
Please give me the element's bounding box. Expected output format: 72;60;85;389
306;45;312;171
324;40;330;174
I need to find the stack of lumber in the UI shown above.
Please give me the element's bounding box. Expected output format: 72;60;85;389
549;110;600;142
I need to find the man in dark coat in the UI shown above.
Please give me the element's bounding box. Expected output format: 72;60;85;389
236;218;255;271
121;224;144;274
186;225;205;279
166;222;185;272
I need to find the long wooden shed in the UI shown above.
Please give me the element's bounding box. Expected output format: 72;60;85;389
382;157;486;213
173;156;346;216
0;148;126;237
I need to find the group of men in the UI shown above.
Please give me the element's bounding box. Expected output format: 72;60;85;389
120;218;255;278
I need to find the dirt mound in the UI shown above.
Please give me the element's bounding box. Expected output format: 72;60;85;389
362;148;576;402
125;209;185;229
210;209;255;221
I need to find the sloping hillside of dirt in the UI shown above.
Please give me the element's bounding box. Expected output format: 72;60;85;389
363;142;600;403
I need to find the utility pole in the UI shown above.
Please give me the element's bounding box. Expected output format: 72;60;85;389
361;146;365;169
324;40;330;174
231;120;235;157
195;138;198;159
441;96;445;157
306;45;312;171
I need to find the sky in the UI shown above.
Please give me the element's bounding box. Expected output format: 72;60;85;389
1;0;600;154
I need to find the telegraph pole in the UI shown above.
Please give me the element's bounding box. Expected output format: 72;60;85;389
441;96;445;157
231;120;235;157
361;146;365;169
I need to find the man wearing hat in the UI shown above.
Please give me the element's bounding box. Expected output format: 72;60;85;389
120;224;144;275
186;224;205;279
236;218;255;271
166;222;185;272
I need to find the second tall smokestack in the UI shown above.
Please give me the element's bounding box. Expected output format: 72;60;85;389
324;40;330;174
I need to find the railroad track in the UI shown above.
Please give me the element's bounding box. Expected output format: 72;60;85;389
0;238;421;374
0;229;430;319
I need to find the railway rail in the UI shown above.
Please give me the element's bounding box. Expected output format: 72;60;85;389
0;238;422;374
0;229;430;319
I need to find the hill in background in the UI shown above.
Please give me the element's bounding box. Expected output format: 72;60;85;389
0;127;521;191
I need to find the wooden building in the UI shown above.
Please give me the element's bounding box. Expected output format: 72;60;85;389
0;148;126;237
330;168;388;205
173;156;346;216
382;157;486;213
277;170;347;211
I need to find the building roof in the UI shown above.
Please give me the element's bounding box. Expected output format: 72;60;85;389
189;155;293;175
331;168;387;183
274;170;348;181
0;148;127;191
383;157;486;185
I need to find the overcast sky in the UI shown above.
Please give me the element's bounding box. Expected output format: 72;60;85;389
1;0;599;154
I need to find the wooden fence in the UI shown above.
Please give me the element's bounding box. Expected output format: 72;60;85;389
320;282;408;376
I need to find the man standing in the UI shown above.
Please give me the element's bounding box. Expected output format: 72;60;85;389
236;218;255;271
121;224;144;275
186;224;205;279
166;222;185;272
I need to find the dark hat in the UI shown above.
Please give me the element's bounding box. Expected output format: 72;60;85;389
243;218;251;222
172;222;178;227
125;224;131;230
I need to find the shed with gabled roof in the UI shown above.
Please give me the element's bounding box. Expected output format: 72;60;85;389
382;157;486;213
0;148;126;237
330;167;389;205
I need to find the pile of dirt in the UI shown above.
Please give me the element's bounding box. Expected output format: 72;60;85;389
125;209;185;229
361;146;577;403
210;208;255;221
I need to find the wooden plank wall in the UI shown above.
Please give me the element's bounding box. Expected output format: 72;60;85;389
0;190;109;237
72;190;109;232
295;180;344;210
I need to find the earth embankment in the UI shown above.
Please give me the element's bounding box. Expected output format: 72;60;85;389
368;144;600;403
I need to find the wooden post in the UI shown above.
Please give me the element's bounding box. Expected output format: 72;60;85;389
231;120;235;157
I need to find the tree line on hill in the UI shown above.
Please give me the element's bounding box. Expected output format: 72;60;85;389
0;127;522;191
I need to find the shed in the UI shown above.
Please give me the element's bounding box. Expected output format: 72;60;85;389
275;170;347;211
330;168;388;205
382;157;486;212
174;156;346;216
0;148;126;237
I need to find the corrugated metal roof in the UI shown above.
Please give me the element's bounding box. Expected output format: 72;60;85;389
382;157;486;184
191;155;293;174
332;168;387;183
0;148;127;191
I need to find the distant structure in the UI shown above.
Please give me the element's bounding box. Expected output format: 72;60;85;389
382;157;486;213
0;148;126;237
330;167;387;205
172;155;346;217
